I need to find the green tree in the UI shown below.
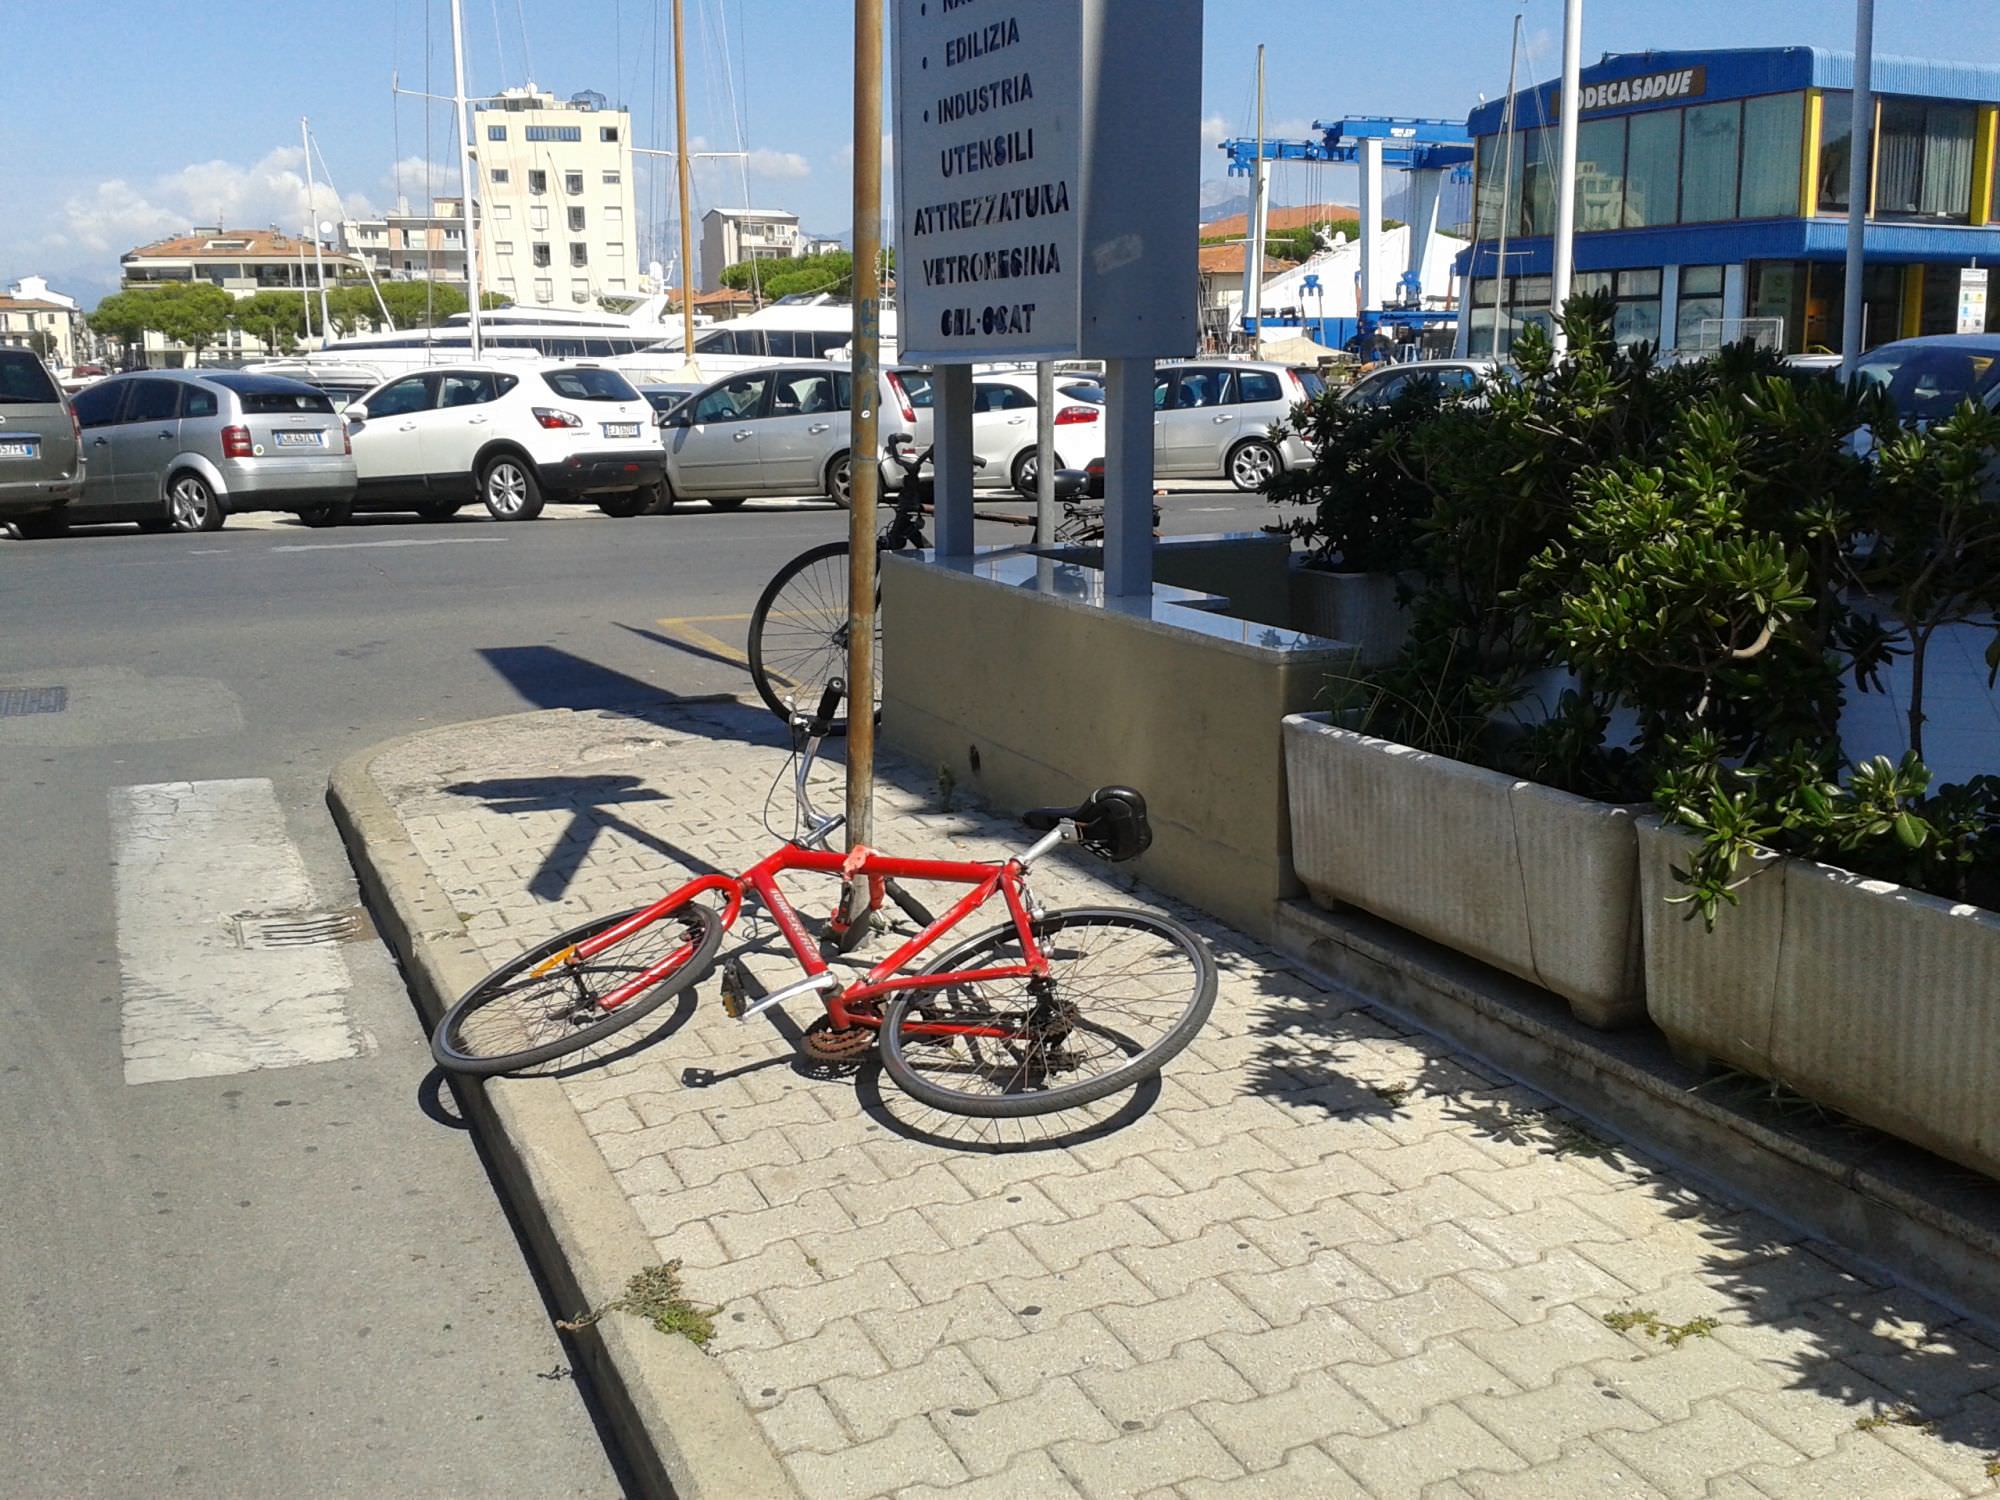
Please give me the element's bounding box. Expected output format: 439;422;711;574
89;291;151;361
717;248;891;301
231;290;309;353
151;282;235;361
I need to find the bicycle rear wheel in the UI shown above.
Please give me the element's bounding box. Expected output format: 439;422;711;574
433;902;723;1075
747;541;881;734
879;906;1216;1117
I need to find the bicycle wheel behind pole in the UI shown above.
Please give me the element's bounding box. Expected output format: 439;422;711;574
746;541;882;735
433;903;723;1075
878;907;1217;1117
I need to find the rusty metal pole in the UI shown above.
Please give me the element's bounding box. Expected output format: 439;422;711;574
845;0;882;867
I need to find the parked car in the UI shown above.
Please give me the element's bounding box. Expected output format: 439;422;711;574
1341;358;1497;409
0;349;84;538
638;382;704;415
658;361;931;510
959;372;1104;495
343;362;663;523
1851;335;2000;424
59;370;354;533
1153;361;1320;491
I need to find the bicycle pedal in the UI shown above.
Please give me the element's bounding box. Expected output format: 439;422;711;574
718;957;768;1021
682;1067;716;1088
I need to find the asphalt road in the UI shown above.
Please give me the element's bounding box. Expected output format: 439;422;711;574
0;485;1269;1497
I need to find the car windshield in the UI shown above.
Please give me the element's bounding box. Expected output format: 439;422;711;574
1292;369;1327;400
1854;345;2000;423
0;352;61;404
238;390;335;415
542;368;641;402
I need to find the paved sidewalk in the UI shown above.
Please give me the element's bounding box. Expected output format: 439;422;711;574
359;700;2000;1500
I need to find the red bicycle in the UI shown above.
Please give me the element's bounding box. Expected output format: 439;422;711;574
432;682;1216;1116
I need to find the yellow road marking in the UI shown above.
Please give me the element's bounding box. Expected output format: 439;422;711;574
655;612;758;625
653;617;777;680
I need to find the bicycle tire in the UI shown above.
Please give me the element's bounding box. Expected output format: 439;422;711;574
878;906;1216;1117
747;540;881;735
433;902;724;1076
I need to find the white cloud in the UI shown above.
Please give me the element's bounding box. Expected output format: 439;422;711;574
44;146;377;261
746;147;810;180
384;154;459;208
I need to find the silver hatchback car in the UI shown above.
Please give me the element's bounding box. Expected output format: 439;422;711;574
67;370;357;532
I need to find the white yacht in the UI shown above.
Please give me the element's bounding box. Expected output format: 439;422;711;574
608;294;902;383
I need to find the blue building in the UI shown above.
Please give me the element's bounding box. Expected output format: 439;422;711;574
1456;47;2000;355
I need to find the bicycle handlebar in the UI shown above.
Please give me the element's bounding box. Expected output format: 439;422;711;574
809;678;846;738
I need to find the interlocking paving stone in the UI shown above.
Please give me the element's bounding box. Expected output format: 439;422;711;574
373;702;2000;1500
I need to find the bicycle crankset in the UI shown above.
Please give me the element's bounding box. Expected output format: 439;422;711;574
799;1014;876;1065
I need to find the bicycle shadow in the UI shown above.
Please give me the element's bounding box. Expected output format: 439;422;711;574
443;773;723;901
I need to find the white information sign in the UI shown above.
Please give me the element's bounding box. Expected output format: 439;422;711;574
1958;267;1989;337
893;0;1083;363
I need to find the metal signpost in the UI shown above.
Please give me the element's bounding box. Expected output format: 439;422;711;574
847;0;884;856
890;0;1201;598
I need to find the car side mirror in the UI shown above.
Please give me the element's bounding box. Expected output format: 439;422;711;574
347;404;368;423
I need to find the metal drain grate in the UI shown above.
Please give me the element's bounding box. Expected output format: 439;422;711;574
0;687;67;717
233;908;367;949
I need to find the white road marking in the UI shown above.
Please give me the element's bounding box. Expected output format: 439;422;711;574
112;778;372;1084
267;537;510;553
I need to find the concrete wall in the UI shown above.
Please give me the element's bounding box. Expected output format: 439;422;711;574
880;549;1356;938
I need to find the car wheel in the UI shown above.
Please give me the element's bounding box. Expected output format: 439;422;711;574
596;492;648;518
481;456;544;521
825;452;852;509
706;496;747;512
1011;448;1062;496
1227;439;1282;493
167;472;225;532
11;509;69;539
297;502;351;528
639;481;675;516
416;500;461;522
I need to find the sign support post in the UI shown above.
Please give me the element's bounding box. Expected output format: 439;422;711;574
1034;360;1056;542
845;0;883;860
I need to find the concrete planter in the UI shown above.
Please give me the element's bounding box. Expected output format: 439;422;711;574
1287;564;1411;667
1639;822;2000;1180
1283;715;1646;1027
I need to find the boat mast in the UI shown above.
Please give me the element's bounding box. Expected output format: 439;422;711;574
448;0;485;358
1490;15;1522;357
672;0;698;370
1550;0;1582;350
302;117;333;346
1242;44;1268;354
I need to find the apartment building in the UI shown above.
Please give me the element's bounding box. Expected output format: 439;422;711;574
345;199;470;285
119;227;367;364
474;86;639;308
700;207;804;290
0;276;83;365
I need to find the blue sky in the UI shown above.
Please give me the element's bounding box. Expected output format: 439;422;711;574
5;0;1996;307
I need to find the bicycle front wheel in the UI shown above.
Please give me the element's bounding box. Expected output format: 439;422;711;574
434;902;724;1075
879;906;1216;1117
747;541;881;735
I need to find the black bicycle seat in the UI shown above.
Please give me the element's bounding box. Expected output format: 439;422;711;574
1022;786;1153;862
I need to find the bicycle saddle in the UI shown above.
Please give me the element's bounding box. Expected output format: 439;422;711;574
1023;786;1153;862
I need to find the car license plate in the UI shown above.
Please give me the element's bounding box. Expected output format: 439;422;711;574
603;422;639;439
0;438;39;459
274;430;323;448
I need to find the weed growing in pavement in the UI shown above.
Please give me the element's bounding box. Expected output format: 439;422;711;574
558;1261;717;1348
1369;1083;1413;1106
1854;1406;1940;1435
1602;1308;1721;1349
936;763;957;813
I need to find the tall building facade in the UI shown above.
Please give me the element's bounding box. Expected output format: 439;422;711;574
700;207;804;290
474;87;639;308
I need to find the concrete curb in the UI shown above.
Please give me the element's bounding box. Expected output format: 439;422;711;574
1275;898;2000;1328
328;725;800;1500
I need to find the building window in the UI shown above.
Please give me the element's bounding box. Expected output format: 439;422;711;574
567;206;586;231
529;206;549;230
494;203;513;220
529;169;547;195
497;276;517;295
604;205;623;224
572;278;590;304
1818;92;1854;213
600;126;619;143
525;125;582;143
1676;265;1727;349
602;170;622;186
1680;102;1741;224
532;243;551;267
1876;99;1976;221
1575;117;1627;231
1739;93;1804;218
564;171;583;196
607;239;624;258
496;241;515;256
487;124;507;141
534;278;553;302
1623;109;1681;227
491;168;510;184
570;242;589;267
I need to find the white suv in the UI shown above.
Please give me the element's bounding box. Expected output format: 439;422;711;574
344;362;663;522
967;372;1103;495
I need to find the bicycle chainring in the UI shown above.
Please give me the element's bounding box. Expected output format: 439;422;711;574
799;1015;877;1066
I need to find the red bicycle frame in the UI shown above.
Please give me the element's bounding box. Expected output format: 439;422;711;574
554;841;1055;1036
